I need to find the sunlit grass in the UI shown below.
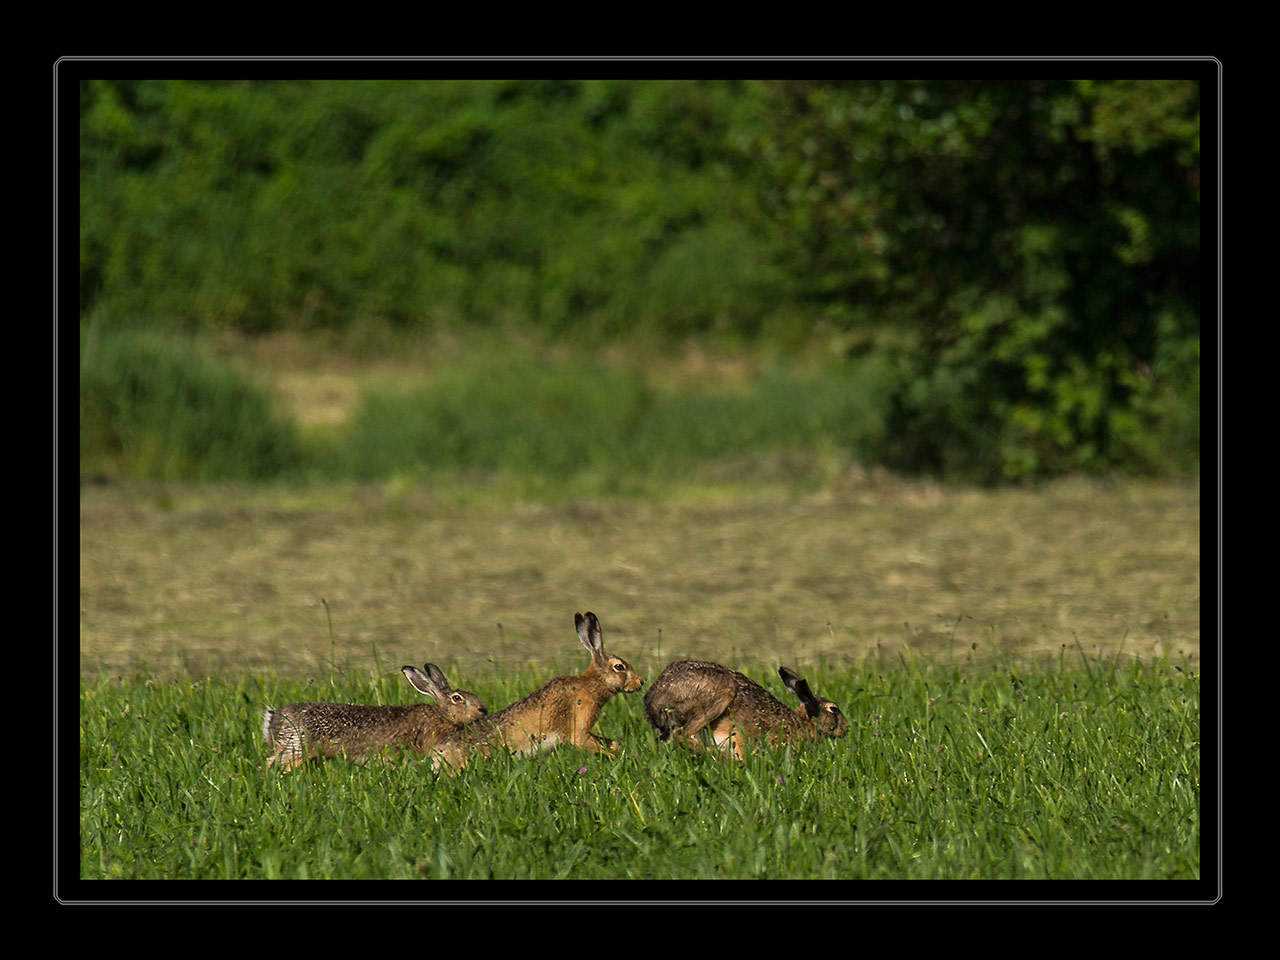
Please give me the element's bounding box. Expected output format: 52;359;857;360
80;325;891;494
77;654;1199;880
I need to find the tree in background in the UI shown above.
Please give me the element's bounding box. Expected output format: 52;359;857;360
79;77;1202;484
746;78;1201;482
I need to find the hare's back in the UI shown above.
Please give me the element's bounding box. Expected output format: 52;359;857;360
729;682;807;732
651;659;748;690
287;702;438;737
648;660;740;705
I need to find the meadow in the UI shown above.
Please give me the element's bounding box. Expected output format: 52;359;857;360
78;651;1199;882
75;332;1202;888
75;473;1202;885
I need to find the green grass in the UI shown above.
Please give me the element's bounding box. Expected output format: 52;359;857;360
80;326;301;482
321;347;888;495
80;325;891;495
78;654;1200;880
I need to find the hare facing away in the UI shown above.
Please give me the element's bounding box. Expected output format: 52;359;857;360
262;663;488;772
643;660;848;760
431;612;643;774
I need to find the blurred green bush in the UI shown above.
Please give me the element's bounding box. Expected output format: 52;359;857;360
79;77;1203;484
79;326;301;482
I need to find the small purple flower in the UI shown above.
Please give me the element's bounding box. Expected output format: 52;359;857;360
578;766;589;775
776;775;784;783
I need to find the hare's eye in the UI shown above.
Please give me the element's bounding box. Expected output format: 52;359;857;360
613;662;626;672
451;694;464;703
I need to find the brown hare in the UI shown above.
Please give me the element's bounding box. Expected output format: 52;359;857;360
262;663;488;772
431;611;643;773
643;659;847;760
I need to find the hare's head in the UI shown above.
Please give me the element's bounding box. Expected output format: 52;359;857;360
402;663;489;723
576;611;644;694
778;666;848;739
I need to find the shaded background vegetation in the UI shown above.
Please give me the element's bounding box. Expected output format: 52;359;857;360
78;77;1203;487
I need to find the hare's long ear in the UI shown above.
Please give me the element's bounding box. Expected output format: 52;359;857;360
779;666;821;719
576;611;603;654
403;664;443;700
424;663;453;693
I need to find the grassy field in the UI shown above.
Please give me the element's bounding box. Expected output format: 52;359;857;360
74;473;1203;886
77;653;1199;882
75;334;1203;886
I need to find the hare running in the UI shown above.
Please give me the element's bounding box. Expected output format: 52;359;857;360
262;663;488;772
644;660;847;760
431;611;643;773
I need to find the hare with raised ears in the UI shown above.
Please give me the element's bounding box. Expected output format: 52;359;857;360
262;663;488;772
432;611;643;773
643;660;847;760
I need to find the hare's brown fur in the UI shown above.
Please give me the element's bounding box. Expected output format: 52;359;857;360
644;659;847;760
432;612;643;773
263;663;487;772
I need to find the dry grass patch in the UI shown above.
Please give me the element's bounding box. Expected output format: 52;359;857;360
77;475;1200;681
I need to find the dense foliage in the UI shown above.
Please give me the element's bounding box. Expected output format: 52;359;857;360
79;77;1203;483
748;80;1202;480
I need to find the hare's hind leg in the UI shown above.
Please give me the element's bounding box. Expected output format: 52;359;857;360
702;714;749;760
268;735;312;772
263;708;313;773
265;743;306;772
431;741;472;776
583;732;621;756
669;691;735;753
274;751;309;772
